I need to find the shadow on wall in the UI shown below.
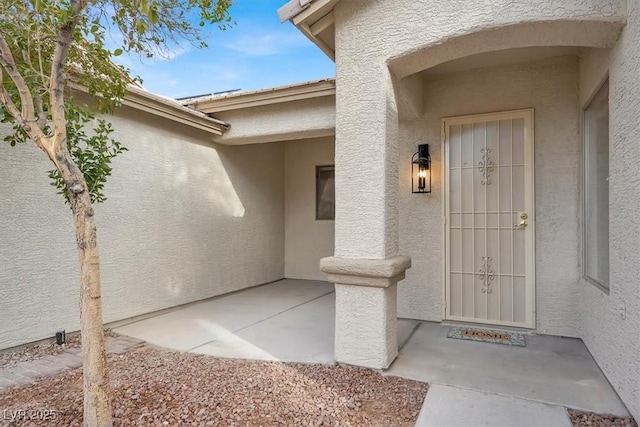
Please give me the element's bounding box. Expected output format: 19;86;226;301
122;114;246;219
94;108;285;323
0;102;287;350
215;142;285;219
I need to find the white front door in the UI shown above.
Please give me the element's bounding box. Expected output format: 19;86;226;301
443;109;535;328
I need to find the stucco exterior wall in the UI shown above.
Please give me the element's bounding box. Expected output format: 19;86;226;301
213;97;335;145
332;0;636;416
284;137;335;280
577;2;640;416
0;107;285;350
331;0;623;262
336;0;624;76
397;56;582;338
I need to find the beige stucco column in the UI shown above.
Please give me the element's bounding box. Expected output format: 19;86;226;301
321;256;411;368
325;2;411;367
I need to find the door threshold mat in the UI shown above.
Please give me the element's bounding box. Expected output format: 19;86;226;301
447;326;526;347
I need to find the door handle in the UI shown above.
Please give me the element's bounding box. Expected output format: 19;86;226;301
514;212;528;229
514;220;528;229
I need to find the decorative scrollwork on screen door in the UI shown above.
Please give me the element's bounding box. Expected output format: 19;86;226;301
479;148;495;185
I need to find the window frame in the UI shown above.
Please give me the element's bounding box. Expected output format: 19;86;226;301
315;165;335;221
582;78;610;292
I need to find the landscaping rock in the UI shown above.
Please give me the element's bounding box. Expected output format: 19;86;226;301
0;345;427;426
569;409;638;427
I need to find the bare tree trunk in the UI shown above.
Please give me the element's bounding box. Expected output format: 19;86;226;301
56;150;113;427
44;3;113;422
0;4;112;424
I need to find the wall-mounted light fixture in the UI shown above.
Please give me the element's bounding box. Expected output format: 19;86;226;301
412;144;431;194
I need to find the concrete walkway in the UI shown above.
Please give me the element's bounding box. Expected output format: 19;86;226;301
415;385;573;427
0;335;144;392
388;322;629;418
109;279;630;425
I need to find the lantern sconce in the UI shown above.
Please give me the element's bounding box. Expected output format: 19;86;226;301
412;144;432;194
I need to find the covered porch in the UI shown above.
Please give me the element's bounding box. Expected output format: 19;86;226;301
112;279;419;364
112;279;629;419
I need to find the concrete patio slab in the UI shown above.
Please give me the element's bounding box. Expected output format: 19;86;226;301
398;318;420;351
388;322;629;416
191;294;420;363
191;292;336;363
114;279;420;365
415;384;572;427
113;279;334;352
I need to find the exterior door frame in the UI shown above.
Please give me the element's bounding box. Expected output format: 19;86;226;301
442;109;536;329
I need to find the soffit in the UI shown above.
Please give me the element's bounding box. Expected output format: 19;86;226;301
278;0;339;60
421;46;581;77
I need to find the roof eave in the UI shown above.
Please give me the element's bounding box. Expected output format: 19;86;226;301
295;21;336;60
123;86;230;136
278;0;340;61
185;79;336;114
67;82;230;135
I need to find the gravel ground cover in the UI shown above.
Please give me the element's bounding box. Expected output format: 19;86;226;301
0;345;427;426
569;409;638;427
4;335;635;426
0;331;121;369
0;335;82;369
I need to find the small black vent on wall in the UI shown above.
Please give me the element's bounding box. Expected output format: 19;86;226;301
56;330;66;345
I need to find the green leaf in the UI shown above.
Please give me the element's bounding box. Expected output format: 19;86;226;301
135;20;148;34
149;8;159;25
138;0;150;15
113;48;123;56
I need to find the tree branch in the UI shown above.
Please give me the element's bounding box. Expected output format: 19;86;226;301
35;92;46;129
0;35;37;126
0;84;22;123
21;48;47;128
0;46;47;148
50;0;86;144
0;84;48;148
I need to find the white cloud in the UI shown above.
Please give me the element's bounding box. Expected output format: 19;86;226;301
151;45;191;61
223;31;307;56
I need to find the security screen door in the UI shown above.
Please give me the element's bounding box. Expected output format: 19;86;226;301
443;110;535;328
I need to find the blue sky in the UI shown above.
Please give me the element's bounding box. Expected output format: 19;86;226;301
113;0;335;99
